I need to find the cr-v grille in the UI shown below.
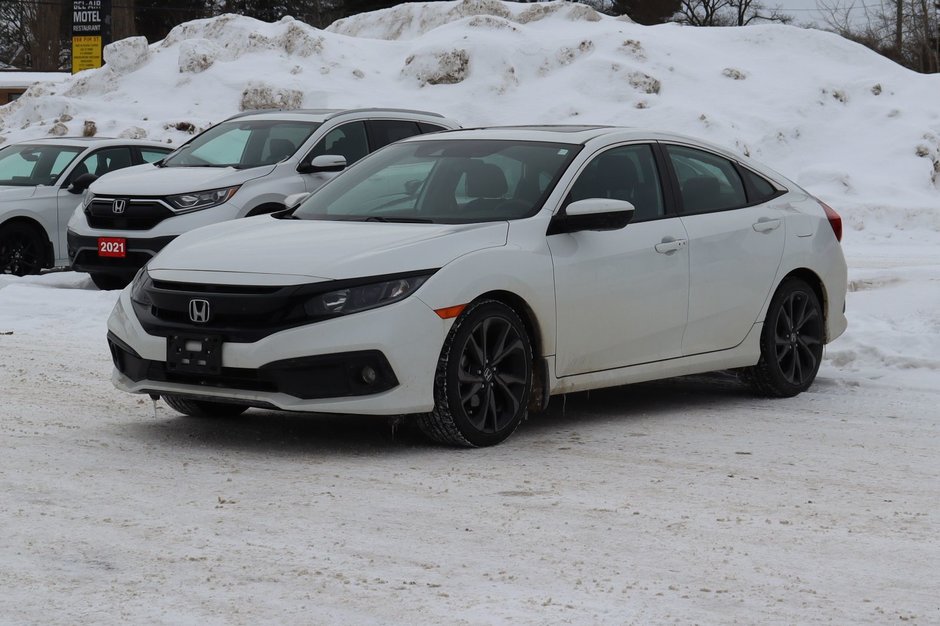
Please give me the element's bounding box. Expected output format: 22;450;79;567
86;197;174;230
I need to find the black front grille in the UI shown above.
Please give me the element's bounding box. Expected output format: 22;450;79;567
134;270;437;343
136;280;314;342
108;332;398;400
86;197;174;230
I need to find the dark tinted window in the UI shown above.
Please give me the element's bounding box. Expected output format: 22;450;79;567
368;120;422;150
74;147;134;179
308;121;369;166
667;145;747;214
568;144;664;221
741;168;780;203
418;122;448;134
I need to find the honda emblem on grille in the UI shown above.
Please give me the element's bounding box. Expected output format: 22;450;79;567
112;199;127;214
189;299;210;323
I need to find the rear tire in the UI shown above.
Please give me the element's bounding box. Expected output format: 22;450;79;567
89;272;131;290
162;394;248;418
742;278;824;397
0;222;46;276
418;300;533;447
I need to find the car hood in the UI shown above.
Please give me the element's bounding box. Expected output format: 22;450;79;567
0;185;40;201
148;216;510;281
89;163;276;196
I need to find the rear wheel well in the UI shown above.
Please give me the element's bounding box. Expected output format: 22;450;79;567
0;216;53;268
777;268;827;340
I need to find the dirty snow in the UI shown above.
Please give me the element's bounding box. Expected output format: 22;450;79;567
0;1;938;623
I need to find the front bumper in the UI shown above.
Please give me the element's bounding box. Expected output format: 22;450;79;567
107;288;448;415
68;230;176;277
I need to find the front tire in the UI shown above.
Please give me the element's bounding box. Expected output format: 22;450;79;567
0;222;45;276
162;394;248;418
742;278;824;397
418;300;533;447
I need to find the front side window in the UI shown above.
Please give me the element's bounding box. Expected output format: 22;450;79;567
162;120;319;169
567;144;664;221
293;139;580;224
72;147;134;181
667;145;747;214
306;122;369;166
0;144;84;186
368;120;422;151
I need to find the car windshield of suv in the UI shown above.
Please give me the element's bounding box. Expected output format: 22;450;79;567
162;120;320;169
292;139;581;224
0;144;84;186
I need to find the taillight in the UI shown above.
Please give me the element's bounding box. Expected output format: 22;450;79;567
819;201;842;242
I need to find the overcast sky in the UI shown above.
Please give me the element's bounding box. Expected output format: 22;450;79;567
775;0;879;28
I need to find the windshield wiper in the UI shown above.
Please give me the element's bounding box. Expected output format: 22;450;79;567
362;216;434;223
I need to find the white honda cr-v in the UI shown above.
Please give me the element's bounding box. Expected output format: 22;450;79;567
107;126;847;447
67;108;458;289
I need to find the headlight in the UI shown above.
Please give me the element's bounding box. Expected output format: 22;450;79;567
304;274;431;318
130;268;152;306
166;186;240;212
82;192;95;208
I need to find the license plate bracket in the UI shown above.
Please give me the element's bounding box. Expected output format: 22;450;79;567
166;334;223;375
98;237;127;258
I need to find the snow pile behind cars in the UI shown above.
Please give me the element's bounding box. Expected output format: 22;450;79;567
0;0;938;216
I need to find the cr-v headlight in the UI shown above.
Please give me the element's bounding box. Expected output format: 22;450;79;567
304;273;432;318
82;192;95;208
166;186;240;212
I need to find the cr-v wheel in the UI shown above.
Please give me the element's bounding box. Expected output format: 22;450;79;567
743;278;824;397
0;222;45;276
162;394;248;418
418;300;533;447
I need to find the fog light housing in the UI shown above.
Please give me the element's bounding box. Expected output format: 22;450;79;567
361;366;377;385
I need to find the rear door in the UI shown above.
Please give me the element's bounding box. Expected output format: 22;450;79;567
662;143;786;356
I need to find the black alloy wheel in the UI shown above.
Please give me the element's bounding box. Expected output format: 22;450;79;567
0;222;45;276
743;278;824;397
419;300;533;447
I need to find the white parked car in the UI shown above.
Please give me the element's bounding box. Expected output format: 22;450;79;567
67;108;459;289
107;126;847;447
0;137;172;275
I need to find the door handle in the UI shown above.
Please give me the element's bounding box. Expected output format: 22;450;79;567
753;217;781;233
654;237;688;254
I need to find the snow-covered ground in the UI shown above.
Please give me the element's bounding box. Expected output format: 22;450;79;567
1;1;938;622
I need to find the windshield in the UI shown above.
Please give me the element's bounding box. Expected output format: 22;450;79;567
163;119;320;169
0;144;84;186
292;139;581;224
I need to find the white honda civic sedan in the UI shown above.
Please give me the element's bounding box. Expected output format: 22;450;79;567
107;126;847;447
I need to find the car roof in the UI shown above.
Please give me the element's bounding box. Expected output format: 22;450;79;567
9;136;170;149
227;108;452;123
399;125;747;161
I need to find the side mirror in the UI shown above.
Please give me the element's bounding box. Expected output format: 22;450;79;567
284;192;311;209
297;154;347;174
68;172;98;194
547;198;635;235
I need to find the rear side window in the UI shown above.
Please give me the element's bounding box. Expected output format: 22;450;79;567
140;148;170;163
667;145;747;214
418;122;448;134
741;168;781;203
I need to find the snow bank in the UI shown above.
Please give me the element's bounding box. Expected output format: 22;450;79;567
0;0;936;210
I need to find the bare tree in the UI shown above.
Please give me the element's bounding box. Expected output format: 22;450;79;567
818;0;938;73
675;0;790;26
